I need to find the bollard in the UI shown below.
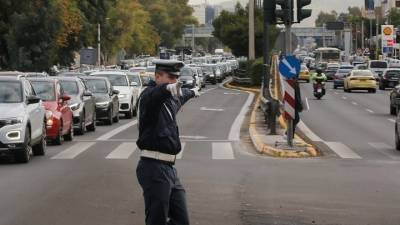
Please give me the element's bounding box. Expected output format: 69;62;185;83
268;99;280;135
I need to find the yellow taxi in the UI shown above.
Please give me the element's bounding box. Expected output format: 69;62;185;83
298;64;310;82
344;70;377;93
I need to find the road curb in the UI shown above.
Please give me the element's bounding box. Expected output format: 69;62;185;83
225;81;320;158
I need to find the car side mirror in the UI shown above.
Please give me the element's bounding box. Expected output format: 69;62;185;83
130;81;138;86
61;94;71;101
112;90;120;95
27;95;41;104
83;91;93;97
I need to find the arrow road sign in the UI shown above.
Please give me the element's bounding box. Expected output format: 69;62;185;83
279;55;301;79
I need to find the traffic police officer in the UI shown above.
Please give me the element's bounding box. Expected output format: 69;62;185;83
136;59;200;225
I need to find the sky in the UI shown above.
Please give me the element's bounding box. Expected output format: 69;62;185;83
188;0;365;27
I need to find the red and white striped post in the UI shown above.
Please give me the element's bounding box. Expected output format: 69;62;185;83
283;78;296;147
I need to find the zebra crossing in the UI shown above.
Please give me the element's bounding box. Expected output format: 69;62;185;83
323;141;400;160
50;141;237;160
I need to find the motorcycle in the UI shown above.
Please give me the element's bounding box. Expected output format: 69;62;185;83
313;78;326;100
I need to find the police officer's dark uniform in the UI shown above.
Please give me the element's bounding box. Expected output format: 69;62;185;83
136;60;196;225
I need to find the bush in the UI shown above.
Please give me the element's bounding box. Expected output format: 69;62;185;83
249;58;263;85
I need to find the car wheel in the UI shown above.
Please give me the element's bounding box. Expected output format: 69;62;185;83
87;112;96;132
105;107;113;125
379;82;384;90
63;123;73;141
391;105;397;115
333;85;337;89
76;114;86;135
15;128;31;163
33;122;46;156
396;124;400;151
53;123;63;145
113;109;120;123
132;103;137;117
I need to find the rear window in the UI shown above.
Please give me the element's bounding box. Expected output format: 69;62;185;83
30;81;56;101
180;68;192;77
386;70;400;77
337;69;352;74
353;71;373;77
370;61;388;68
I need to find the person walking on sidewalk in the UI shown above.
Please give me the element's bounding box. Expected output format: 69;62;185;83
136;59;200;225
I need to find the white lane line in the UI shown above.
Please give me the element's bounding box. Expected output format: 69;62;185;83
342;96;347;100
176;143;186;159
351;101;358;105
97;120;138;141
366;109;374;113
51;142;95;159
325;142;362;159
334;92;339;94
212;142;234;159
228;92;255;141
305;97;310;110
224;92;241;95
297;120;323;142
201;87;218;94
388;119;396;123
106;143;136;159
368;142;400;160
200;107;224;111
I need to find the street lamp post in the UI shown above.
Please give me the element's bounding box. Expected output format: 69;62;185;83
97;23;101;67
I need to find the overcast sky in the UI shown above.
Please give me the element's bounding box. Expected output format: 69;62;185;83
188;0;365;27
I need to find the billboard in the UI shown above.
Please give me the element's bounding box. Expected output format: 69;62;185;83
365;0;374;11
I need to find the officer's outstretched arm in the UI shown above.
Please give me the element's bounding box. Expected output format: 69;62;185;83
178;88;196;106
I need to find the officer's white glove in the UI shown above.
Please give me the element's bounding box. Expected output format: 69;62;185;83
190;87;200;97
166;82;183;98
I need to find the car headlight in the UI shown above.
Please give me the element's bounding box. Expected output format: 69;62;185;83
186;80;193;84
209;74;215;77
118;94;127;99
70;103;80;111
3;118;23;125
96;101;109;107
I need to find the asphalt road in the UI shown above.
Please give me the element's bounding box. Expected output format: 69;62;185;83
1;81;400;225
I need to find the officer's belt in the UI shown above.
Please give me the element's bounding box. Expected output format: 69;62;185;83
140;150;176;163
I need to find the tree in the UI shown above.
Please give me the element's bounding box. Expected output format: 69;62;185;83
389;8;400;27
212;3;278;57
315;11;337;27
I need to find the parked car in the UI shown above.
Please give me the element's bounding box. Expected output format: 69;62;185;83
389;85;400;115
180;67;199;89
80;76;120;125
29;78;73;144
57;77;96;134
126;72;144;97
378;68;400;90
298;65;310;82
325;63;340;80
368;60;388;80
91;71;138;118
343;70;377;93
333;69;353;89
0;76;46;163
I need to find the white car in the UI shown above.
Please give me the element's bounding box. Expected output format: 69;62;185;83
91;71;139;118
368;60;388;80
0;75;46;163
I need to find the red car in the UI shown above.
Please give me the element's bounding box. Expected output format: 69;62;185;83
28;78;74;145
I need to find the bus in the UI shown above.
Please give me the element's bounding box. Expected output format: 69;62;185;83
314;47;341;70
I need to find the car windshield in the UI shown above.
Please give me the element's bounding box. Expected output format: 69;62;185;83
386;70;400;77
353;71;373;76
180;68;192;77
60;80;79;95
340;66;354;69
370;61;388;68
127;74;141;85
146;67;155;72
202;66;213;73
0;81;23;103
30;81;56;101
96;74;128;86
338;69;352;74
85;79;108;94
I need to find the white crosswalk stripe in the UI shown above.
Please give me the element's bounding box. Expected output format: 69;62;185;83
106;143;137;159
176;143;186;160
51;142;96;159
212;142;234;159
325;142;362;159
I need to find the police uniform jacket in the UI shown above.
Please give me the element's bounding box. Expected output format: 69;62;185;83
137;80;195;155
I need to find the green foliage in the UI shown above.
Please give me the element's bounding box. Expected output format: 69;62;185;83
315;11;337;27
389;8;400;27
212;3;278;57
249;58;263;85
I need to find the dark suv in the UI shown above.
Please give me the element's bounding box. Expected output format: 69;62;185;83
57;77;96;135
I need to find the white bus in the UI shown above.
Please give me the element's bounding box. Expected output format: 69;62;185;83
314;47;341;70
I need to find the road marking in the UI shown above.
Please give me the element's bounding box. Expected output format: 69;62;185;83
325;142;362;159
97;120;138;141
334;92;339;94
366;109;374;113
297;120;323;142
388;119;396;123
224;92;241;95
212;142;234;159
106;143;136;159
200;107;224;112
51;142;95;159
229;92;255;141
351;101;358;105
305;97;310;110
368;142;400;160
176;143;186;159
342;96;347;100
201;87;217;94
180;135;207;140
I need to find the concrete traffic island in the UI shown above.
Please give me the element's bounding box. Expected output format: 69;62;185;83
225;81;320;158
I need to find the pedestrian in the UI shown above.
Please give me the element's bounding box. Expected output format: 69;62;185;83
136;59;200;225
292;77;303;138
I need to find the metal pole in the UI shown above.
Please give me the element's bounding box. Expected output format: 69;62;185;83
285;0;293;147
355;24;358;53
192;24;195;55
362;20;365;51
370;18;373;55
323;24;326;47
249;0;255;60
376;16;380;59
97;23;101;67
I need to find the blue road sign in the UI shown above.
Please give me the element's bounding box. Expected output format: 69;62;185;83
279;55;301;79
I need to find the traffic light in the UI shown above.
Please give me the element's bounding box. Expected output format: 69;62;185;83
264;0;293;25
297;0;312;23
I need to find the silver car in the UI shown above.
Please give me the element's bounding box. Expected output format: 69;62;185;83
0;76;46;163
